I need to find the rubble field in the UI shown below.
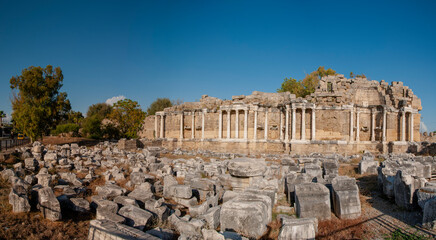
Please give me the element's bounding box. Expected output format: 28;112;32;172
1;139;436;239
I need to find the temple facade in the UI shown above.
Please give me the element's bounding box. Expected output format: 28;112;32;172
140;74;422;154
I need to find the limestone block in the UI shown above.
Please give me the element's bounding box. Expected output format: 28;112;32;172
24;158;38;171
220;193;271;238
163;175;178;198
96;184;127;199
278;216;317;240
69;198;90;212
146;228;176;240
295;183;331;220
332;176;361;219
113;196;139;207
38;187;62;221
88;219;159;240
118;205;154;231
200;206;220;229
423;198;436;230
143;199;171;223
168;214;203;238
359;159;378;175
227;158;266;177
394;170;425;210
9;187;30;213
417;186;436;210
303;164;322;180
322;161;339;177
285;172;312;204
167;185;193;199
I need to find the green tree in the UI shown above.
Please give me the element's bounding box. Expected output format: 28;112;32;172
277;78;305;97
82;103;112;139
10;65;71;142
0;110;5;127
278;66;336;98
86;103;112;119
65;110;84;124
146;98;172;116
108;99;146;138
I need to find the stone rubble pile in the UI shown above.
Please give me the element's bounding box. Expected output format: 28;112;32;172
2;141;409;240
377;154;436;229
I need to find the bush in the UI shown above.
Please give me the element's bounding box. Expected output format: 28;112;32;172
51;123;80;136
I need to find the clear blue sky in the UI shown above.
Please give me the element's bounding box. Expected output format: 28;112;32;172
1;0;435;131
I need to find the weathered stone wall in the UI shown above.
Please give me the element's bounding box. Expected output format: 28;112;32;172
140;74;422;155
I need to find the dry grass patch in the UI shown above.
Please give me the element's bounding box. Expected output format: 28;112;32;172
317;216;368;240
339;164;359;178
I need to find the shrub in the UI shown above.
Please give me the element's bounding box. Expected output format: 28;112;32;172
51;123;80;136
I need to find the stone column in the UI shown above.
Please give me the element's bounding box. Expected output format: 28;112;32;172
383;107;387;142
191;112;195;139
280;110;283;141
356;110;360;142
410;112;414;142
244;109;248;140
235;110;239;139
301;107;306;140
155;115;158;139
254;109;258;140
285;105;290;142
350;108;354;142
201;110;206;140
371;108;376;142
264;109;268;140
180;113;184;139
311;106;316;140
291;106;296;140
401;111;406;142
227;110;231;139
218;110;223;139
160;114;164;138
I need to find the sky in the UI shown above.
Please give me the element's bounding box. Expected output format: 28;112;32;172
0;0;435;131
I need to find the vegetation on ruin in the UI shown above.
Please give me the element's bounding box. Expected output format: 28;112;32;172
146;98;172;116
9;65;71;142
277;66;336;98
349;72;367;78
82;103;113;139
108;98;146;139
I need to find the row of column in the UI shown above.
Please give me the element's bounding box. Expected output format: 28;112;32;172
156;107;415;143
349;108;414;142
218;106;316;142
155;111;207;140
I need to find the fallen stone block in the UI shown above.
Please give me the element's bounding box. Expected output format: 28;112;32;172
146;228;176;240
417;186;436;210
118;205;154;231
38;187;62;221
359;159;378;175
227;158;266;177
423;198;436;230
278;216;317;240
69;198;90;213
295;183;331;220
113;196;139;207
220;193;271;238
332;176;361;219
200;206;220;229
88;219;159;240
9;187;30;213
96;184;127;199
168;214;203;238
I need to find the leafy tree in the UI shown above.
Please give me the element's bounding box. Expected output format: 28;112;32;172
10;65;71;142
82;114;104;139
82;103;113;139
51;123;80;136
147;98;172;116
86;103;112;119
277;78;305;97
65;110;84;124
108;99;146;138
0;110;5;127
278;66;336;97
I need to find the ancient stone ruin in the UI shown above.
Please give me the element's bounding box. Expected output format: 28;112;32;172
141;74;422;155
